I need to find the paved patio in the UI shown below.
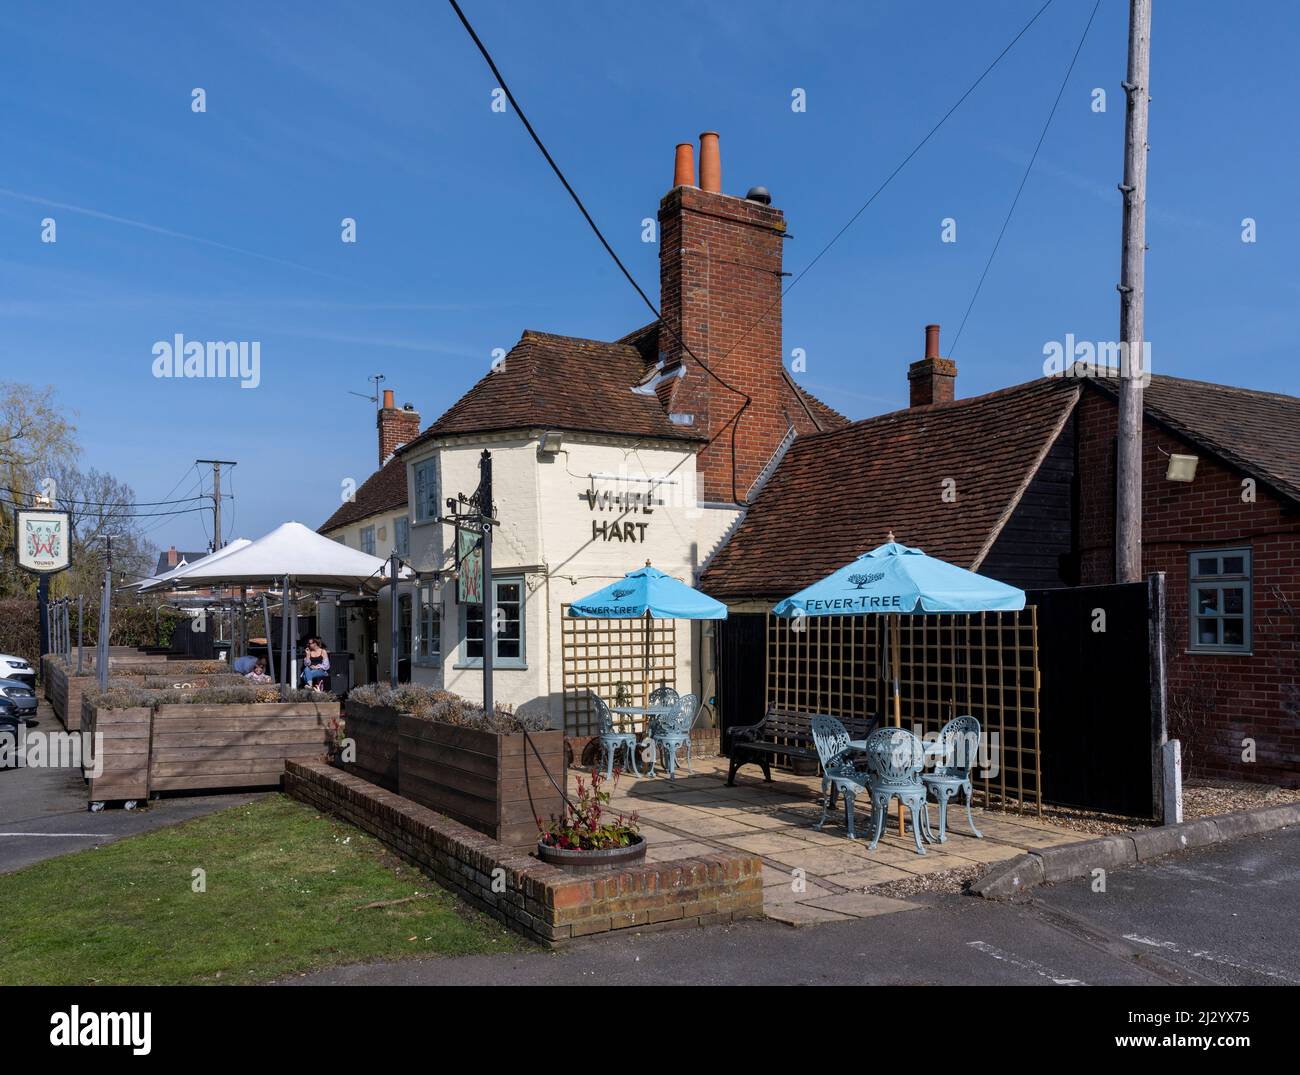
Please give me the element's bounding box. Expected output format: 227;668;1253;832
575;756;1085;925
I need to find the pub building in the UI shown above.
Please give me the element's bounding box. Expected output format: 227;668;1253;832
321;133;1299;786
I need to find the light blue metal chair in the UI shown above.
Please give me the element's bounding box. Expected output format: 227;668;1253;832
811;715;871;840
863;727;930;855
594;694;639;781
647;692;698;779
648;685;679;708
921;715;983;842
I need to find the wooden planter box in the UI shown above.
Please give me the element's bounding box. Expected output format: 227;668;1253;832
398;715;566;848
78;699;338;804
148;702;337;792
341;701;400;791
81;699;151;803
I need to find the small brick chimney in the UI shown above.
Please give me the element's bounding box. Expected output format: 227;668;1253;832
659;132;796;503
908;324;957;407
377;389;421;465
166;545;179;567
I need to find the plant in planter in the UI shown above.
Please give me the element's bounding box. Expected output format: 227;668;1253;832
537;768;644;868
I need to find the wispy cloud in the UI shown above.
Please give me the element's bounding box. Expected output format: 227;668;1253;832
0;187;356;285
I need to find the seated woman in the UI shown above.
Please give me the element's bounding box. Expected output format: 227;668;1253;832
302;638;330;691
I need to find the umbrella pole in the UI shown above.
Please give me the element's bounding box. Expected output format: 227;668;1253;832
892;613;905;837
642;611;651;710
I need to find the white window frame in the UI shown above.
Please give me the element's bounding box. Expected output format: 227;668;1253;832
394;515;410;558
1188;547;1252;654
359;524;376;556
413;457;440;524
456;575;526;669
415;582;441;666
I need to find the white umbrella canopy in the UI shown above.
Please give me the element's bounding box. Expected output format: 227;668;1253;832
134;538;253;591
164;521;412;592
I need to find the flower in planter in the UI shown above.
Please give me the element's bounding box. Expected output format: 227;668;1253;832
538;768;641;851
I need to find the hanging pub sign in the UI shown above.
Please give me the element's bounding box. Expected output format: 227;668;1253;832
456;525;484;605
14;509;71;575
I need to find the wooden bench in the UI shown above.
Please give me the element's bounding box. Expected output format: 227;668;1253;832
726;706;878;786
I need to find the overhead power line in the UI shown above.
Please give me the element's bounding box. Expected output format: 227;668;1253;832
949;0;1102;356
445;0;1058;498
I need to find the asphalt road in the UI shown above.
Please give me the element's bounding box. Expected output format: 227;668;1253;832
287;825;1300;986
0;710;263;875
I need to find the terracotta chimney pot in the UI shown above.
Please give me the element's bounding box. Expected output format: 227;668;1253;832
699;132;721;193
673;143;695;188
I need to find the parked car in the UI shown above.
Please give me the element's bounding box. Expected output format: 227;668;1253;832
0;696;21;769
0;653;36;690
0;677;37;720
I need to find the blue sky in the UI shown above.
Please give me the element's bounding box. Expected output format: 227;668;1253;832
2;0;1296;552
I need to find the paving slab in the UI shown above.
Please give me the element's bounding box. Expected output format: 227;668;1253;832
802;892;920;918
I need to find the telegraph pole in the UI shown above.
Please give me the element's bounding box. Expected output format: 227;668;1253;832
196;459;237;551
1115;0;1151;583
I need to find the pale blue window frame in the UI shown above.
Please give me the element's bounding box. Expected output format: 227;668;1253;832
456;576;526;669
414;457;440;523
1188;547;1251;654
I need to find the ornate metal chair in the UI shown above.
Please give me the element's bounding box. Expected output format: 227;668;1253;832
862;727;930;855
594;694;639;782
920;715;984;842
811;715;871;840
648;685;679;708
647;692;698;779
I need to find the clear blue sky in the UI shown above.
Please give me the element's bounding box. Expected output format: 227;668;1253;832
2;0;1296;552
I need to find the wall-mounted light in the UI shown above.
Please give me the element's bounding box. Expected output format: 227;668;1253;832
538;431;563;455
1166;453;1199;482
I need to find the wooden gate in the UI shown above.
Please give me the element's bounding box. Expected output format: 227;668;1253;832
1028;581;1159;819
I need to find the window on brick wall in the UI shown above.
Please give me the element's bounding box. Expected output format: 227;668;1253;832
1188;547;1251;653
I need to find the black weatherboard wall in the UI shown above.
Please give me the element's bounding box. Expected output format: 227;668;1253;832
980;415;1079;590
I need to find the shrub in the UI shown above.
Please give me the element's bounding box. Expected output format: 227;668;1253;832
345;683;546;734
84;686;331;710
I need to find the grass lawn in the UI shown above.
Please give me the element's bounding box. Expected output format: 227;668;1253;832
0;795;526;985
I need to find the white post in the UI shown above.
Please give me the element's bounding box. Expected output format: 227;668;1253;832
1162;739;1182;824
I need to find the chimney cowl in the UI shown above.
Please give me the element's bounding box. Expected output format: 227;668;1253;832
382;388;395;410
745;186;771;205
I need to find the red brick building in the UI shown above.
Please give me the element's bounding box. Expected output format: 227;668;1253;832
701;353;1299;789
1074;378;1300;787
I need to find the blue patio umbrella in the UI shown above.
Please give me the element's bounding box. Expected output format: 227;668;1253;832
773;536;1024;834
569;563;729;621
569;562;726;708
771;538;1025;619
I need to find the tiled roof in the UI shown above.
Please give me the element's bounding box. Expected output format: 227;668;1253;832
1089;373;1300;505
318;453;408;533
402;330;707;451
700;377;1081;598
617;320;851;433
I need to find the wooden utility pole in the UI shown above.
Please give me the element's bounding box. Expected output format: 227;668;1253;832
196;459;237;551
1115;0;1152;582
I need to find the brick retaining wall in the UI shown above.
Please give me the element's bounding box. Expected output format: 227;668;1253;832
284;759;763;948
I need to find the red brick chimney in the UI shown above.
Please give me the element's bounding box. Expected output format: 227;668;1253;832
658;132;794;503
166;546;179;567
377;388;421;465
907;324;957;407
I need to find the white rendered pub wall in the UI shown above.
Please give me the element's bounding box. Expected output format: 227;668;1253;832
402;431;740;729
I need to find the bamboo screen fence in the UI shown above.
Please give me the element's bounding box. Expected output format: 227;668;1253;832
766;609;1043;814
